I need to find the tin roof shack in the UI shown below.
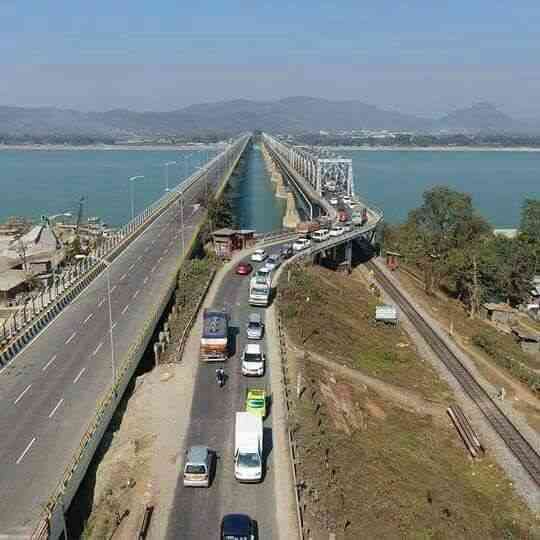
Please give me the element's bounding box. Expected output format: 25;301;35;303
511;327;540;355
0;270;30;305
212;229;256;259
0;222;65;275
375;304;399;326
480;303;516;326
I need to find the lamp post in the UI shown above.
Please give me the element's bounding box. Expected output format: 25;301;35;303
129;176;145;221
163;161;176;192
99;258;116;388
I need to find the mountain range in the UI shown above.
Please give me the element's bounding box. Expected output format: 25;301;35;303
0;98;536;138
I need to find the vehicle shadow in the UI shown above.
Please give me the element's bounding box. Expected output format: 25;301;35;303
262;426;273;481
228;324;240;357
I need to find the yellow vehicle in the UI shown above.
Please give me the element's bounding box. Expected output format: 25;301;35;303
245;388;267;419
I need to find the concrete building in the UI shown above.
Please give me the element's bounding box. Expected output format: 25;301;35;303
480;303;516;325
0;270;30;304
511;327;540;355
212;229;256;259
0;222;64;275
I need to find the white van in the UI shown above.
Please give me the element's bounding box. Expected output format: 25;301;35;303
312;229;330;242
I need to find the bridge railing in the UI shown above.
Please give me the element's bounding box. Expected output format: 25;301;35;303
1;134;250;367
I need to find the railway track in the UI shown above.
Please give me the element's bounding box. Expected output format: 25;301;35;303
368;260;540;487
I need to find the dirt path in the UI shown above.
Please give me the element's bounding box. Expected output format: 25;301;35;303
289;342;446;420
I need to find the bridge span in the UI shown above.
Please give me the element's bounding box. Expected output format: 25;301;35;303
261;133;383;267
0;134;251;538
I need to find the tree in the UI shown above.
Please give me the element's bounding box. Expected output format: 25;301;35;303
407;186;490;294
519;198;540;274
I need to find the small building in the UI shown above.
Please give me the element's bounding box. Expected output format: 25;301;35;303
375;304;399;325
211;228;256;259
480;303;516;325
511;327;540;355
0;269;30;305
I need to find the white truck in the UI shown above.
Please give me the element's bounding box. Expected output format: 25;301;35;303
234;412;263;483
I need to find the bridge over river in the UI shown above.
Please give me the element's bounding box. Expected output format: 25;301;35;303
0;132;383;539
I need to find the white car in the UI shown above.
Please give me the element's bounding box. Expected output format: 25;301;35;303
329;197;338;205
264;253;281;271
342;223;352;232
293;238;311;251
251;249;267;263
241;343;265;376
348;201;358;209
330;226;345;237
343;196;352;205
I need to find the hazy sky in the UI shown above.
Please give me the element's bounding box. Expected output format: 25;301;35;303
1;0;539;117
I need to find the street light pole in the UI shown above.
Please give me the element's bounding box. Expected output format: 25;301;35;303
129;175;144;221
163;161;176;192
105;261;116;388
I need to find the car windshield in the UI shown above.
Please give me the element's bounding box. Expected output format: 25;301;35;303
185;464;206;475
238;452;261;468
244;353;262;363
224;536;248;540
248;322;261;330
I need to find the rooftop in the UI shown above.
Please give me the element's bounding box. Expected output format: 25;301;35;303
0;269;30;292
483;302;516;313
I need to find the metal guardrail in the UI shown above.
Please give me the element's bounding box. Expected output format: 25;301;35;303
275;307;305;540
29;133;251;539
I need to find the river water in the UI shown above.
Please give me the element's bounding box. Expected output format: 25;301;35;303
228;142;285;232
0;147;537;229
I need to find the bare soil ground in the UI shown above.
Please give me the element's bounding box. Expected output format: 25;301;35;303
279;263;540;539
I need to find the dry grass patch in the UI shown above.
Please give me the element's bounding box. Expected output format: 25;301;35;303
293;362;540;540
279;263;451;401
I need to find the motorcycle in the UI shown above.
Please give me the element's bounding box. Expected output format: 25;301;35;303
215;368;225;387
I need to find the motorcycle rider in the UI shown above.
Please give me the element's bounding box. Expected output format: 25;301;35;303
216;367;225;387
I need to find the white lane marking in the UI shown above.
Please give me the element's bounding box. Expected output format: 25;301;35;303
73;367;86;384
92;342;103;356
158;256;163;263
112;321;117;330
14;384;32;405
65;332;76;345
16;437;36;464
111;285;117;293
144;247;150;253
137;256;143;262
42;354;57;371
83;313;94;325
98;298;105;308
120;273;127;281
150;266;156;273
164;248;169;255
129;264;135;271
48;398;64;419
121;304;129;315
133;289;140;299
143;276;149;284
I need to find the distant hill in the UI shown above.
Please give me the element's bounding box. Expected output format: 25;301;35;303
435;102;524;132
0;98;536;139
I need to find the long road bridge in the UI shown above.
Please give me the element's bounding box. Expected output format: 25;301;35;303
0;134;250;538
262;132;383;266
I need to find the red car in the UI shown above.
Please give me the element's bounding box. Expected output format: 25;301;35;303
338;209;348;222
236;262;253;276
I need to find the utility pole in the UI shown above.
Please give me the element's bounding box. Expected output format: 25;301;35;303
471;254;479;318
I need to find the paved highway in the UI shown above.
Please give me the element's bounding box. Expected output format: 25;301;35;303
165;246;289;539
0;166;228;534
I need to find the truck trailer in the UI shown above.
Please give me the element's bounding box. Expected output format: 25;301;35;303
200;309;229;361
